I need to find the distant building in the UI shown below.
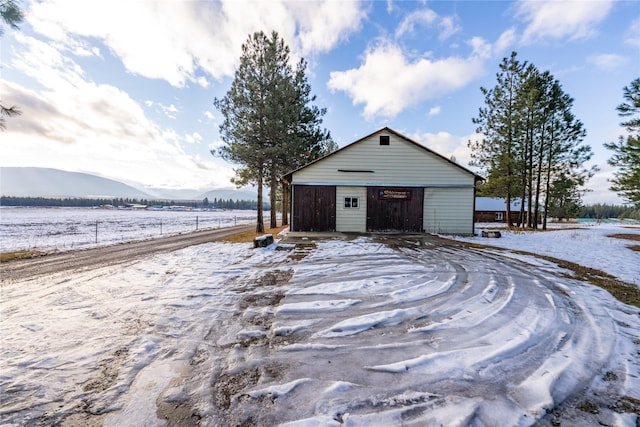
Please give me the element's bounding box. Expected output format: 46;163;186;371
284;127;483;235
475;197;526;223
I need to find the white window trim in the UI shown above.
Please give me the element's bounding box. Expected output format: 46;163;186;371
344;196;360;209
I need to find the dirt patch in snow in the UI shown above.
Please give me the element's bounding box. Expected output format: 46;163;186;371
446;238;640;307
214;367;261;409
608;233;640;252
608;233;640;241
82;347;129;393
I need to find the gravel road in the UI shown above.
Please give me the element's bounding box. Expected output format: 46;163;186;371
0;224;255;284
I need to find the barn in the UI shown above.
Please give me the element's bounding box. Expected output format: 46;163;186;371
284;127;482;235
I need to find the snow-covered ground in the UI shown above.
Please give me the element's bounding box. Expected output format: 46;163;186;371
454;222;640;286
0;207;257;252
1;223;639;426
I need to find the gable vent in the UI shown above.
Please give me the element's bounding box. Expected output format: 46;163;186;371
379;135;390;145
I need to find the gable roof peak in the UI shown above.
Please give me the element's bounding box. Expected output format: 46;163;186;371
283;126;484;182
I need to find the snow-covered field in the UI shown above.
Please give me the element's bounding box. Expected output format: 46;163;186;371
1;223;639;426
0;207;257;252
456;222;640;286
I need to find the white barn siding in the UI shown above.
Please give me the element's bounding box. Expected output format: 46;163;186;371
423;187;474;234
336;186;367;232
287;128;480;235
292;133;473;187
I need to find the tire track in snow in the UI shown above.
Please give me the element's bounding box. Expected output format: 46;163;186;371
226;236;636;426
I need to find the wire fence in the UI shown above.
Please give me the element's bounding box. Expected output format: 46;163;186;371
0;208;259;252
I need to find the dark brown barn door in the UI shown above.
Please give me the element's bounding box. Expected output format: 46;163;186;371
366;187;424;232
292;185;336;232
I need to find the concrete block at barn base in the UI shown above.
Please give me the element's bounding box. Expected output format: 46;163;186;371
254;234;274;247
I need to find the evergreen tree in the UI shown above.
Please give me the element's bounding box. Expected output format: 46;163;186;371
274;58;334;226
538;79;592;228
214;31;331;231
214;31;281;232
470;52;593;228
605;78;640;207
0;0;21;35
0;0;23;131
470;52;527;226
547;172;584;221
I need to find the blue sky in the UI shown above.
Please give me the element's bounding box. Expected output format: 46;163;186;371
1;0;638;204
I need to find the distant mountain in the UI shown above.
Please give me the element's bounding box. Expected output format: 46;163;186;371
0;167;259;201
0;167;153;199
200;188;257;201
142;188;203;200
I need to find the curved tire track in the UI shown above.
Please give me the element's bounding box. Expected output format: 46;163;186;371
220;235;637;426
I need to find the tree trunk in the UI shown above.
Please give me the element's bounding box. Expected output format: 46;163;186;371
281;181;289;226
519;167;526;228
533;121;546;230
542;132;554;231
527;120;534;228
269;168;277;229
256;170;265;233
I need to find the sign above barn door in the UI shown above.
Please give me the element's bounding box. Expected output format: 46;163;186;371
377;189;412;201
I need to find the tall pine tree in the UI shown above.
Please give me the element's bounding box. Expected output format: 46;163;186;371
605;78;640;207
214;31;332;231
471;52;593;228
470;52;526;226
214;32;274;232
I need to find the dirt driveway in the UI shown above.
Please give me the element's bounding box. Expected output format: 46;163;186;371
0;224;255;284
1;232;638;426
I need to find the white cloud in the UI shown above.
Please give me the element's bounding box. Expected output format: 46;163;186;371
515;0;613;44
410;131;476;168
289;1;367;55
468;36;493;59
494;28;517;54
1;36;232;190
395;8;460;41
395;9;437;38
624;17;640;47
587;53;628;70
159;103;180;119
438;16;461;41
327;41;485;119
26;0;367;88
581;163;625;205
185;132;203;144
427;106;441;116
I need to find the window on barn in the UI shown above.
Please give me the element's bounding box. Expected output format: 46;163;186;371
495;212;504;220
344;197;359;208
379;135;390;145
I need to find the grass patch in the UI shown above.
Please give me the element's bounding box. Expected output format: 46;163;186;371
481;226;585;234
515;251;640;308
223;225;289;244
0;249;47;262
450;239;640;308
608;233;640;242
